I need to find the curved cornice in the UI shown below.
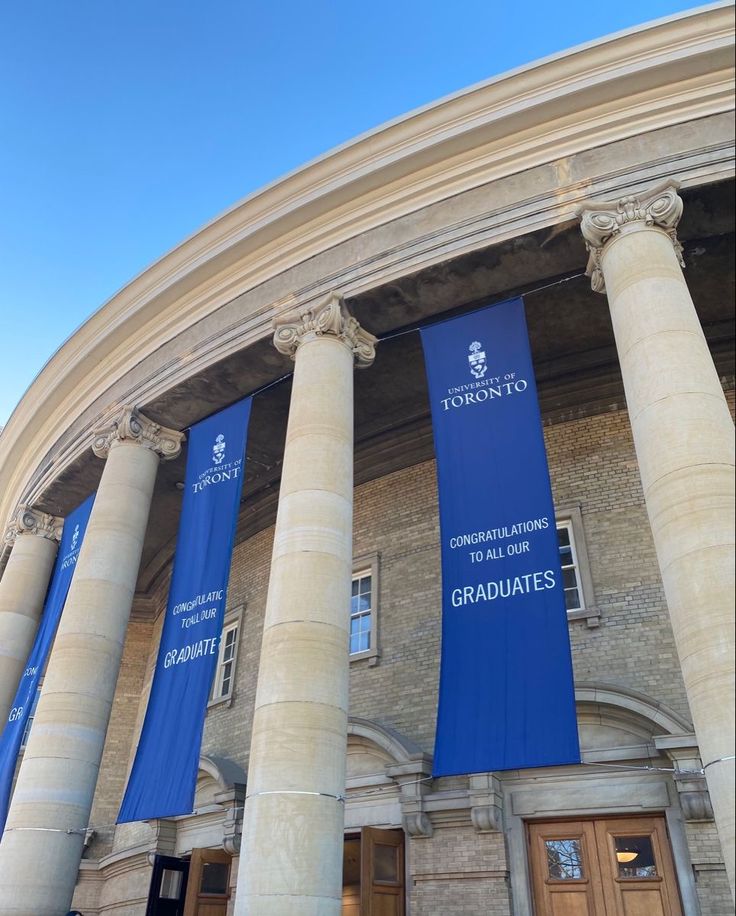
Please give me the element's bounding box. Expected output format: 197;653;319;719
0;2;734;530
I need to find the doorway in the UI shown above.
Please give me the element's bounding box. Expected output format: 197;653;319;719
528;815;683;916
145;855;189;916
342;827;405;915
146;849;232;916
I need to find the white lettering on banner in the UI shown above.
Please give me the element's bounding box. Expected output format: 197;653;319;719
180;606;218;629
60;551;79;571
8;707;23;722
449;517;549;549
163;637;219;669
191;458;243;494
440;379;528;411
451;569;557;607
172;590;225;616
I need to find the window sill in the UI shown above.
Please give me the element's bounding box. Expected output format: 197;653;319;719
567;607;601;628
207;692;234;710
349;649;380;667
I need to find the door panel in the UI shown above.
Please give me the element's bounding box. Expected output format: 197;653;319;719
360;827;405;916
529;816;683;916
146;855;189;916
183;848;231;916
529;821;605;916
595;817;682;916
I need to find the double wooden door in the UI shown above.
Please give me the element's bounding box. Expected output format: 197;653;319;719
528;816;683;916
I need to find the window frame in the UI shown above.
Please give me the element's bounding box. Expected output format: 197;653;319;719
349;553;380;665
208;605;244;708
556;507;599;627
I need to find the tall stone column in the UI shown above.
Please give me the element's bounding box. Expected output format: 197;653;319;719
0;407;183;916
235;293;376;916
579;180;735;900
0;507;61;723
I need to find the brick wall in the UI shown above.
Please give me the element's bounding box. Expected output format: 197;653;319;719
84;397;732;913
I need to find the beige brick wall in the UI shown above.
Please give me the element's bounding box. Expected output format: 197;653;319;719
686;821;733;916
81;396;733;913
409;826;510;915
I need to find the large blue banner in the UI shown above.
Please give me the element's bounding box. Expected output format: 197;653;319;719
0;493;95;836
421;298;580;776
118;397;252;822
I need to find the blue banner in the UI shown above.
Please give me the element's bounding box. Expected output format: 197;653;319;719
421;298;580;776
0;493;95;836
118;398;252;822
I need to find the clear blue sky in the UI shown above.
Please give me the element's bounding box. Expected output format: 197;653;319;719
0;0;705;426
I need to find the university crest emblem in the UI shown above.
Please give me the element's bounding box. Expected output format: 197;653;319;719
212;434;226;465
468;341;487;379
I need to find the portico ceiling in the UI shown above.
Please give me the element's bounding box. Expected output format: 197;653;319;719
26;179;734;600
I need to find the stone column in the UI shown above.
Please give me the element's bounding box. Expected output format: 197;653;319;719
0;407;183;916
579;180;735;900
235;293;376;916
0;507;61;723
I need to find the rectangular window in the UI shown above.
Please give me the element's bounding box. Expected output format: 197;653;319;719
209;608;243;705
349;554;380;663
555;507;599;626
557;521;583;612
350;572;373;655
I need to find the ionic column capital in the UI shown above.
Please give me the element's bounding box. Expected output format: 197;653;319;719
577;180;684;293
4;505;63;546
273;292;377;368
91;406;184;461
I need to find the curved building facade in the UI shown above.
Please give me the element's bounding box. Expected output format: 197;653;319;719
0;4;733;915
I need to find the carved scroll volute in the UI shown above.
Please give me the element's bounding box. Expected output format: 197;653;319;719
577;180;685;294
92;406;184;461
273;292;377;368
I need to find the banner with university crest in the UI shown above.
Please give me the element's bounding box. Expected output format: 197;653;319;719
118;398;252;822
421;298;580;776
0;492;95;836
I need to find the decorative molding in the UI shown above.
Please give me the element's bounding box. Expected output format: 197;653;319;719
4;504;62;545
578;180;685;292
273;292;377;368
386;758;434;838
91;406;184;461
469;773;504;833
653;733;715;822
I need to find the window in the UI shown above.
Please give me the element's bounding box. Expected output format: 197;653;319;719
209;606;244;706
557;521;583;612
350;554;380;663
21;684;41;748
555;507;599;627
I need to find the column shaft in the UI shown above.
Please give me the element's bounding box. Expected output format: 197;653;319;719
235;295;375;916
0;409;182;916
581;183;735;899
0;510;60;723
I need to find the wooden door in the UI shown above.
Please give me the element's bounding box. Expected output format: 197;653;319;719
529;816;683;916
360;827;405;916
529;820;607;916
182;848;231;916
595;817;683;916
